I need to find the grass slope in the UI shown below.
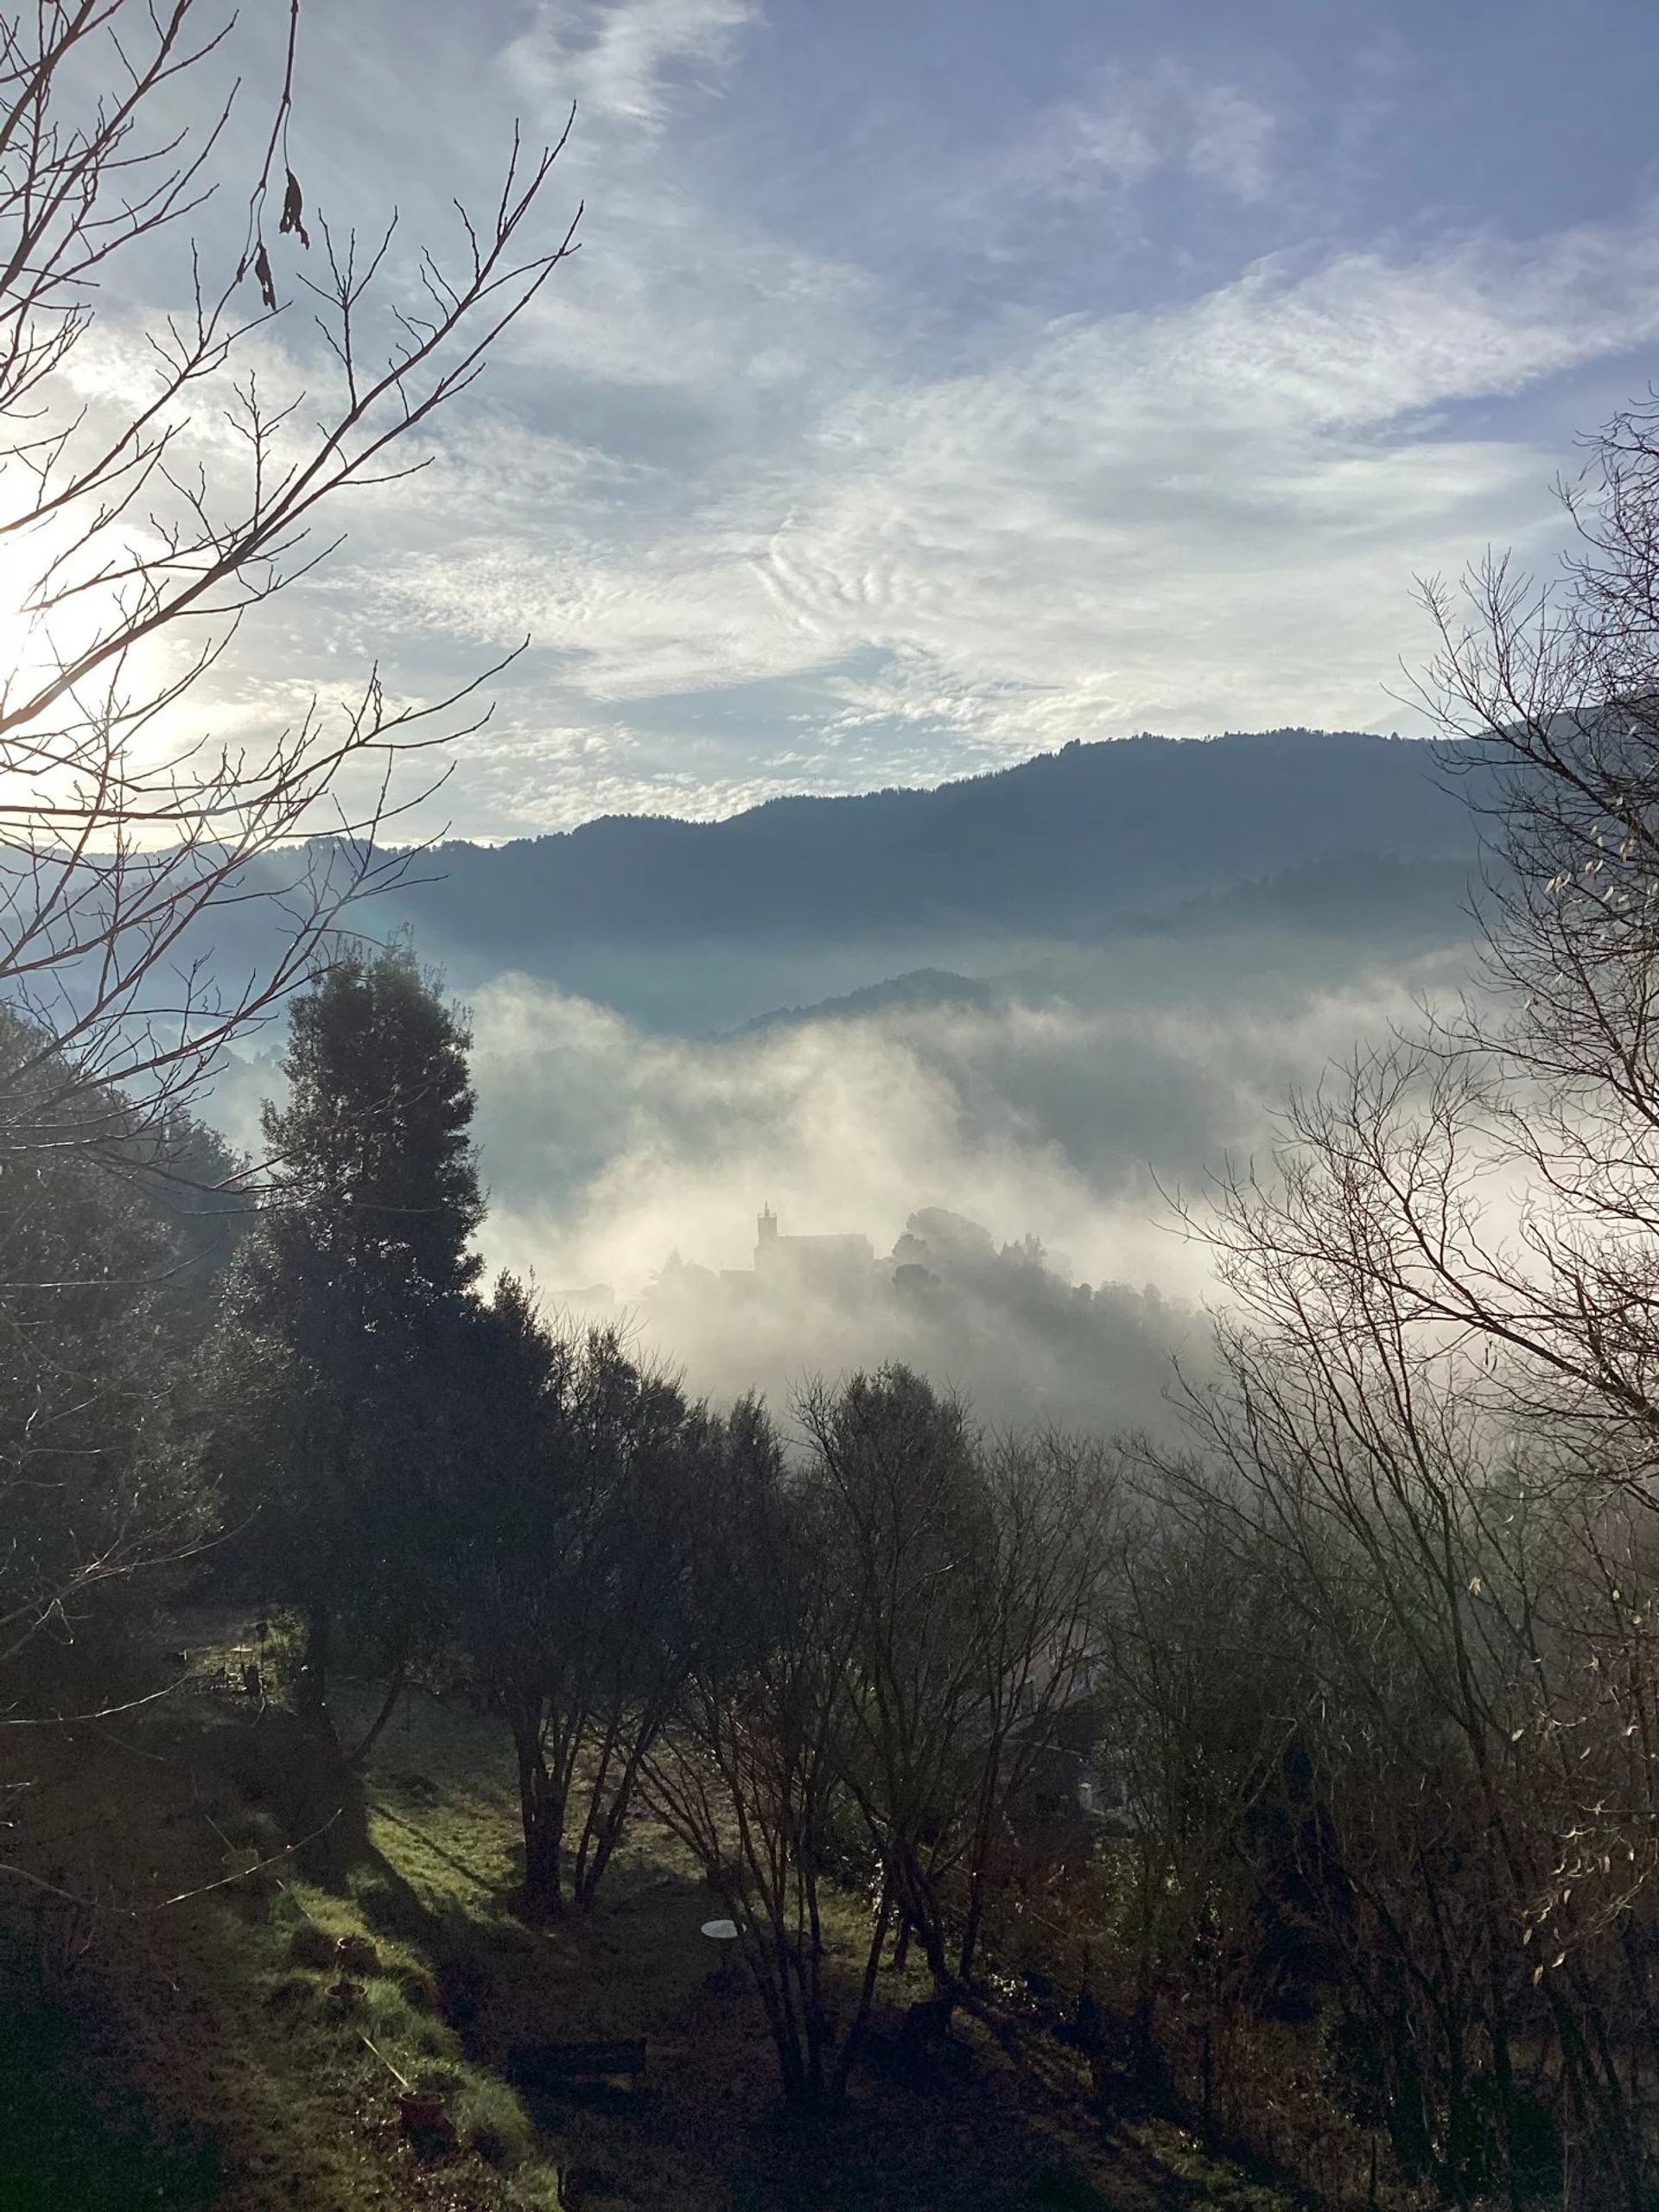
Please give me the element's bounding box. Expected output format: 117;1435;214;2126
0;1617;1294;2212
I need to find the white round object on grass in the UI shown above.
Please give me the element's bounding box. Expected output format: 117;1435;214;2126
701;1917;740;1941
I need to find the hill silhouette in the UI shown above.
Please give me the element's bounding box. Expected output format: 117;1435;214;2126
181;730;1481;1041
387;730;1473;971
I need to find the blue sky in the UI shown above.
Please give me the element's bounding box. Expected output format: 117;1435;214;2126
126;0;1659;836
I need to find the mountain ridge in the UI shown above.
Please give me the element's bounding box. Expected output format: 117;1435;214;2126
388;728;1475;959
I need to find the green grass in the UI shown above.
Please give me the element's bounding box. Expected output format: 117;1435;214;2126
0;1623;565;2212
0;2005;222;2212
0;1619;1294;2212
1126;2122;1300;2211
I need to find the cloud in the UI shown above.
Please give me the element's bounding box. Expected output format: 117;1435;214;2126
464;945;1462;1307
264;208;1659;838
257;915;1437;1431
504;0;759;134
78;0;1659;840
1186;84;1278;202
1014;67;1279;208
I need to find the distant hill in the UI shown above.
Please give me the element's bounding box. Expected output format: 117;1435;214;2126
386;731;1475;969
728;851;1479;1039
178;731;1484;1039
733;968;1002;1037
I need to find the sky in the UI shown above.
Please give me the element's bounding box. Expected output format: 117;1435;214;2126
92;0;1659;839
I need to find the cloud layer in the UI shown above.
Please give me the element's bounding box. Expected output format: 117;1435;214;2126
374;931;1465;1431
64;0;1659;838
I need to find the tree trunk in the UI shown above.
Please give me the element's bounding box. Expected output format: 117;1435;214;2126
957;1872;988;1988
296;1598;337;1742
571;1717;656;1910
835;1874;893;2097
512;1722;566;1917
912;1900;957;2015
523;1808;563;1916
348;1656;409;1768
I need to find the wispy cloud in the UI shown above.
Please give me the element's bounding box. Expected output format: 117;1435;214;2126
257;207;1659;835
505;0;758;133
1014;66;1279;208
1186;83;1278;202
98;0;1659;837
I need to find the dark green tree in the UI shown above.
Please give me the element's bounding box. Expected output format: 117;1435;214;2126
0;1010;242;1703
448;1287;716;1916
219;937;483;1735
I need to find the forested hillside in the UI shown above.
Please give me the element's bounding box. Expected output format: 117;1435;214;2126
388;728;1471;958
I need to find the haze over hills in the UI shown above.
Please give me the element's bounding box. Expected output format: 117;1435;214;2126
191;729;1483;1040
201;727;1491;1438
285;728;1480;1037
732;851;1479;1039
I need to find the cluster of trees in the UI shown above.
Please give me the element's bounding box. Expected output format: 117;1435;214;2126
0;0;573;1713
200;940;1116;2111
0;1005;240;1705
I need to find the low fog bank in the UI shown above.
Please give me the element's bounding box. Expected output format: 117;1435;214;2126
447;942;1470;1436
632;1206;1205;1441
204;903;1476;1437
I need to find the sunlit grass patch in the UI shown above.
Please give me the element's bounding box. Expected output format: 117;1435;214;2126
5;1637;1299;2212
1126;2120;1300;2209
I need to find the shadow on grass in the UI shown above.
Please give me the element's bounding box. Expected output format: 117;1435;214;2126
0;2003;222;2212
344;1800;1182;2212
724;2069;1128;2212
237;1680;1273;2212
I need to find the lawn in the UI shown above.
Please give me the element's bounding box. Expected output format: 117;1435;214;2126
0;1614;1292;2212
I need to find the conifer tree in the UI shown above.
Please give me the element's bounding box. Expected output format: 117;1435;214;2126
221;937;482;1733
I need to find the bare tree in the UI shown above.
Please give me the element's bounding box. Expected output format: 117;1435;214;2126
1141;1233;1659;2205
796;1371;1115;2031
1089;391;1659;2204
639;1402;856;2107
644;1368;1119;2105
1201;397;1659;1488
0;0;579;1164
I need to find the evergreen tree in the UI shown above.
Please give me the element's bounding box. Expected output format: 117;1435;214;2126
219;937;483;1733
0;1009;239;1701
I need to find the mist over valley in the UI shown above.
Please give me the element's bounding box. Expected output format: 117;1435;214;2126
209;727;1485;1433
